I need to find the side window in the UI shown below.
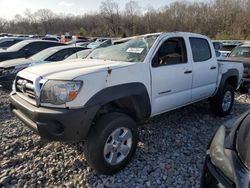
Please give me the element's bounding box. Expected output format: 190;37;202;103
22;42;45;54
0;40;17;48
46;49;75;61
189;37;211;62
153;37;187;67
24;42;58;54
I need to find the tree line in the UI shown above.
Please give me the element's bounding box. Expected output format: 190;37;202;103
0;0;250;39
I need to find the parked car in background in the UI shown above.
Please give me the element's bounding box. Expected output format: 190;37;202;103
219;41;243;58
0;33;13;37
0;46;85;88
77;42;90;48
42;36;60;42
29;46;86;66
87;38;112;49
67;39;89;45
10;32;243;175
0;40;64;62
66;49;93;60
201;111;250;188
212;41;223;59
60;35;72;43
0;37;30;50
227;44;250;90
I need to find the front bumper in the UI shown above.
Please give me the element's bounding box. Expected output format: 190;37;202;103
201;156;235;188
10;93;99;142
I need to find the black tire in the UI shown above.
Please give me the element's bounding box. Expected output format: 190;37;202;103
84;112;138;175
210;84;234;117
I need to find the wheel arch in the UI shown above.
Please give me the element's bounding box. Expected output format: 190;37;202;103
84;82;151;124
219;69;239;91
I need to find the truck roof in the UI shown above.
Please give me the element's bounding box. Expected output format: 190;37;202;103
113;32;209;44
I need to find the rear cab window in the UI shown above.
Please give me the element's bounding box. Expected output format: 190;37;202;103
189;37;212;62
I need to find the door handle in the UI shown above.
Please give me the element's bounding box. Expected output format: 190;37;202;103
184;70;192;74
210;66;217;70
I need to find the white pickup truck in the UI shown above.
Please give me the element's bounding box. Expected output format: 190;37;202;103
10;32;243;175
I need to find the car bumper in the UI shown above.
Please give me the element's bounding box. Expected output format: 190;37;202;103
10;93;99;142
201;156;235;188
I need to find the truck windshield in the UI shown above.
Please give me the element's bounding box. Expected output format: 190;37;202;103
230;46;250;58
87;35;159;62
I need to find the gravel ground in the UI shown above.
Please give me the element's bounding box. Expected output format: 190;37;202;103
0;89;250;188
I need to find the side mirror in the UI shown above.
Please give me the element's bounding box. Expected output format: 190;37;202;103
152;53;159;67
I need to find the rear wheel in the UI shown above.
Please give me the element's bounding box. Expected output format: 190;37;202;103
210;84;234;117
84;112;138;175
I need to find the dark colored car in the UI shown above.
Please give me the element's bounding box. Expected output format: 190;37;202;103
0;40;64;62
0;37;30;50
201;111;250;188
227;44;250;90
0;46;85;89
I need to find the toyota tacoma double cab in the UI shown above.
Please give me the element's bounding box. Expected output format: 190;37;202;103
10;32;243;175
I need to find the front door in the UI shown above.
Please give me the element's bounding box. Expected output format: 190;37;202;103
151;37;193;115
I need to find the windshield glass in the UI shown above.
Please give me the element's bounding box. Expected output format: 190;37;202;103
87;35;159;62
7;40;31;51
229;46;250;58
30;48;59;61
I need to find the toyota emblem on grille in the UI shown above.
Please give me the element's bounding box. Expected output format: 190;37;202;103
20;80;28;92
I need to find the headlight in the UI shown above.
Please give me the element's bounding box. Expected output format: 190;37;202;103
40;80;83;105
209;126;234;181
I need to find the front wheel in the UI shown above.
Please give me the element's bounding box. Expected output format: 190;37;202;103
210;84;234;117
84;112;138;175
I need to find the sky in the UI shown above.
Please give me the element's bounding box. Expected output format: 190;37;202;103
0;0;204;20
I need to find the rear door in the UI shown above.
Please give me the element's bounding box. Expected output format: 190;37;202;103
151;36;193;115
189;37;218;101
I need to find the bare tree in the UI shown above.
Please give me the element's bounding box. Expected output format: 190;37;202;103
99;0;120;36
1;0;250;39
124;1;141;35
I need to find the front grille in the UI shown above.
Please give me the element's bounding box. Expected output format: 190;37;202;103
16;77;36;99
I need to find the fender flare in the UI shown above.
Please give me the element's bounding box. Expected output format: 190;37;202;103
218;69;239;92
84;82;151;123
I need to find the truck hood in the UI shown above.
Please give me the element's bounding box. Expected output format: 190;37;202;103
23;59;136;80
0;58;32;68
